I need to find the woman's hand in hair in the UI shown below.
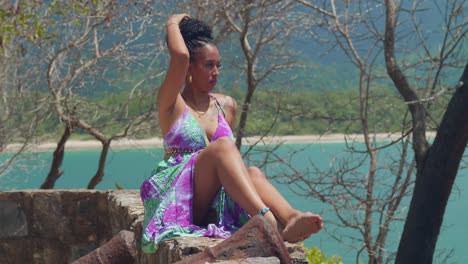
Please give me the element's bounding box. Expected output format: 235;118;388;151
166;14;190;29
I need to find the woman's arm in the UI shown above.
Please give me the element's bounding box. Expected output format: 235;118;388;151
157;14;190;134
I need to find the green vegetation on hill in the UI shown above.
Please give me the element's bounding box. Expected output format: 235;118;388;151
25;81;448;142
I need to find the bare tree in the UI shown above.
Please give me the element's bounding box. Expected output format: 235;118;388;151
38;0;168;189
0;0;51;177
178;0;308;150
221;0;299;149
1;0;170;189
292;2;411;262
292;0;466;263
383;1;467;263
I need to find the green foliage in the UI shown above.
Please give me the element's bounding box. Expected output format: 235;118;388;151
0;0;109;50
5;83;448;143
238;85;432;137
305;246;343;264
0;1;56;46
115;182;124;190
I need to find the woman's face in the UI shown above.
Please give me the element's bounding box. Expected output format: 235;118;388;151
188;44;221;92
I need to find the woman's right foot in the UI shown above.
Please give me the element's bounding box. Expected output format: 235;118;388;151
281;212;323;243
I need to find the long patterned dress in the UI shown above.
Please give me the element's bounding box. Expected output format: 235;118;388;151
140;95;249;253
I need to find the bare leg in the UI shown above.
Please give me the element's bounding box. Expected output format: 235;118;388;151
247;167;323;242
193;137;322;243
192;137;277;226
246;166;296;228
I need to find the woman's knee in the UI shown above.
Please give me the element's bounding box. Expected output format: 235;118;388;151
209;136;237;153
198;136;238;164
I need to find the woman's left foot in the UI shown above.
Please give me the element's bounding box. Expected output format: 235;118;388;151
282;212;322;243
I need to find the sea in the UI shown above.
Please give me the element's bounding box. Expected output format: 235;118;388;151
1;142;466;264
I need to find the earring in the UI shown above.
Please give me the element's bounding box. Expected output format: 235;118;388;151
188;75;192;83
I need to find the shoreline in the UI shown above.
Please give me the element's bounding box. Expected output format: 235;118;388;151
4;132;436;153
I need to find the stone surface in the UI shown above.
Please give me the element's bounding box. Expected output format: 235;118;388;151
32;191;67;240
0;200;28;237
213;257;281;263
0;190;308;264
0;190;114;263
173;216;291;264
145;237;307;264
72;230;137;264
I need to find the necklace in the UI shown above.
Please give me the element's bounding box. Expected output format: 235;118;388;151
183;95;211;118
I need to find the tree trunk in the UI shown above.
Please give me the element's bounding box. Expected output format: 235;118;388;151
396;64;468;263
87;139;111;189
41;124;73;189
235;90;254;149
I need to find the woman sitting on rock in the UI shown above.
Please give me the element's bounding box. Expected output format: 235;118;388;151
140;14;323;253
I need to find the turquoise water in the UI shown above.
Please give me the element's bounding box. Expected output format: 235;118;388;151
1;144;466;263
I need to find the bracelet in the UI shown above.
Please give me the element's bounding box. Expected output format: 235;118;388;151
166;22;179;28
257;207;270;216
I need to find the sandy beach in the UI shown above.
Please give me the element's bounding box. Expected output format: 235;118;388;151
4;132;436;152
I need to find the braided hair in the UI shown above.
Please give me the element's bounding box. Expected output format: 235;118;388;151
177;18;214;61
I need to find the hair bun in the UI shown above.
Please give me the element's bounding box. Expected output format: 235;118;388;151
179;18;213;45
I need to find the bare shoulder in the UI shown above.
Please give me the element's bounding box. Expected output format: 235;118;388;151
211;93;237;111
211;93;237;129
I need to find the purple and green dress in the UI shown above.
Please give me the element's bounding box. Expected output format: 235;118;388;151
140;95;249;253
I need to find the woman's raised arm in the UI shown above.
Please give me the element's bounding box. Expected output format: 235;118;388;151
157;14;190;133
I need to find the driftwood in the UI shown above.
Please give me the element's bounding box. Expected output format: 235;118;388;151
72;230;137;264
72;215;292;263
174;215;292;264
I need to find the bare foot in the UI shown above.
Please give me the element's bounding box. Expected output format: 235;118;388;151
282;212;323;243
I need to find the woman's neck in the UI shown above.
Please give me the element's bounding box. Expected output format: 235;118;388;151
181;89;210;105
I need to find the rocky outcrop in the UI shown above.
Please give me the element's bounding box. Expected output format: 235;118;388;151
0;190;306;263
0;190;111;263
144;236;307;264
72;230;137;264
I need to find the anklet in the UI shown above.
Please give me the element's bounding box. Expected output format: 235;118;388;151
257;207;270;216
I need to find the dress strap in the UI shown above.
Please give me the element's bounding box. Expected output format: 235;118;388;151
209;94;227;117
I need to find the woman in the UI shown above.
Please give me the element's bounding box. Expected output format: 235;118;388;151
140;14;323;253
